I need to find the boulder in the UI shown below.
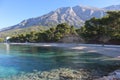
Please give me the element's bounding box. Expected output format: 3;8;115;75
59;34;84;43
96;70;120;80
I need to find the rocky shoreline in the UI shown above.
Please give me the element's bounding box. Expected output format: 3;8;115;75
96;70;120;80
2;43;120;80
1;68;93;80
8;43;120;58
1;68;120;80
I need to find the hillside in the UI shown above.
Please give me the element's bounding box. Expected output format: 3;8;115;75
104;4;120;10
0;26;48;38
0;4;120;38
0;5;107;32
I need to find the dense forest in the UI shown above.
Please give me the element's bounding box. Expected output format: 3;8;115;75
9;23;77;43
77;11;120;44
2;11;120;44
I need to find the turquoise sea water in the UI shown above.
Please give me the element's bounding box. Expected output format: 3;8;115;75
0;43;119;78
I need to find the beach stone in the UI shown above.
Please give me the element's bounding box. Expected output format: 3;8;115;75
95;69;120;80
39;71;49;78
2;68;93;80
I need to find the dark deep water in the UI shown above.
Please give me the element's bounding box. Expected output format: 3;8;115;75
0;43;120;78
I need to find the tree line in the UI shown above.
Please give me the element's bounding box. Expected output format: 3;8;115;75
8;11;120;44
77;11;120;44
9;23;77;43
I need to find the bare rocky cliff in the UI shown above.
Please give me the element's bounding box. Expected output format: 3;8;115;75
1;4;120;32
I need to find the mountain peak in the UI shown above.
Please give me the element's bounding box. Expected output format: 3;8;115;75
0;4;120;32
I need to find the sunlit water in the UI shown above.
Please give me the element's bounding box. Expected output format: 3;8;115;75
0;43;120;78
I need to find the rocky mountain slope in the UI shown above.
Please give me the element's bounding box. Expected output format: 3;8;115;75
0;4;120;32
104;4;120;10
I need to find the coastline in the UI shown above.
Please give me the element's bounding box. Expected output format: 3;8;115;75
2;43;120;80
7;43;120;58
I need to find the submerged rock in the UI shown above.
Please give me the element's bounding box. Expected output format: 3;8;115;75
95;69;120;80
2;68;93;80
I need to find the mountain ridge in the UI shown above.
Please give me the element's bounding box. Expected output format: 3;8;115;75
0;4;120;32
103;4;120;10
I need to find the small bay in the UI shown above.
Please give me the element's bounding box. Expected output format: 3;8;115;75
0;43;119;78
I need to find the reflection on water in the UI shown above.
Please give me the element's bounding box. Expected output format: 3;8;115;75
0;43;120;78
5;43;10;54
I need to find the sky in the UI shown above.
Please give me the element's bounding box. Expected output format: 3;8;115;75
0;0;120;29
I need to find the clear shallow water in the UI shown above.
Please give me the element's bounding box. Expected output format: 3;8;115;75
0;43;120;78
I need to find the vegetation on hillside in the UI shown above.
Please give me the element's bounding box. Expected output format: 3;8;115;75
9;23;77;43
77;11;120;44
0;26;48;42
1;11;120;44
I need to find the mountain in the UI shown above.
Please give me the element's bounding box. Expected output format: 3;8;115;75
0;4;120;32
104;4;120;10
